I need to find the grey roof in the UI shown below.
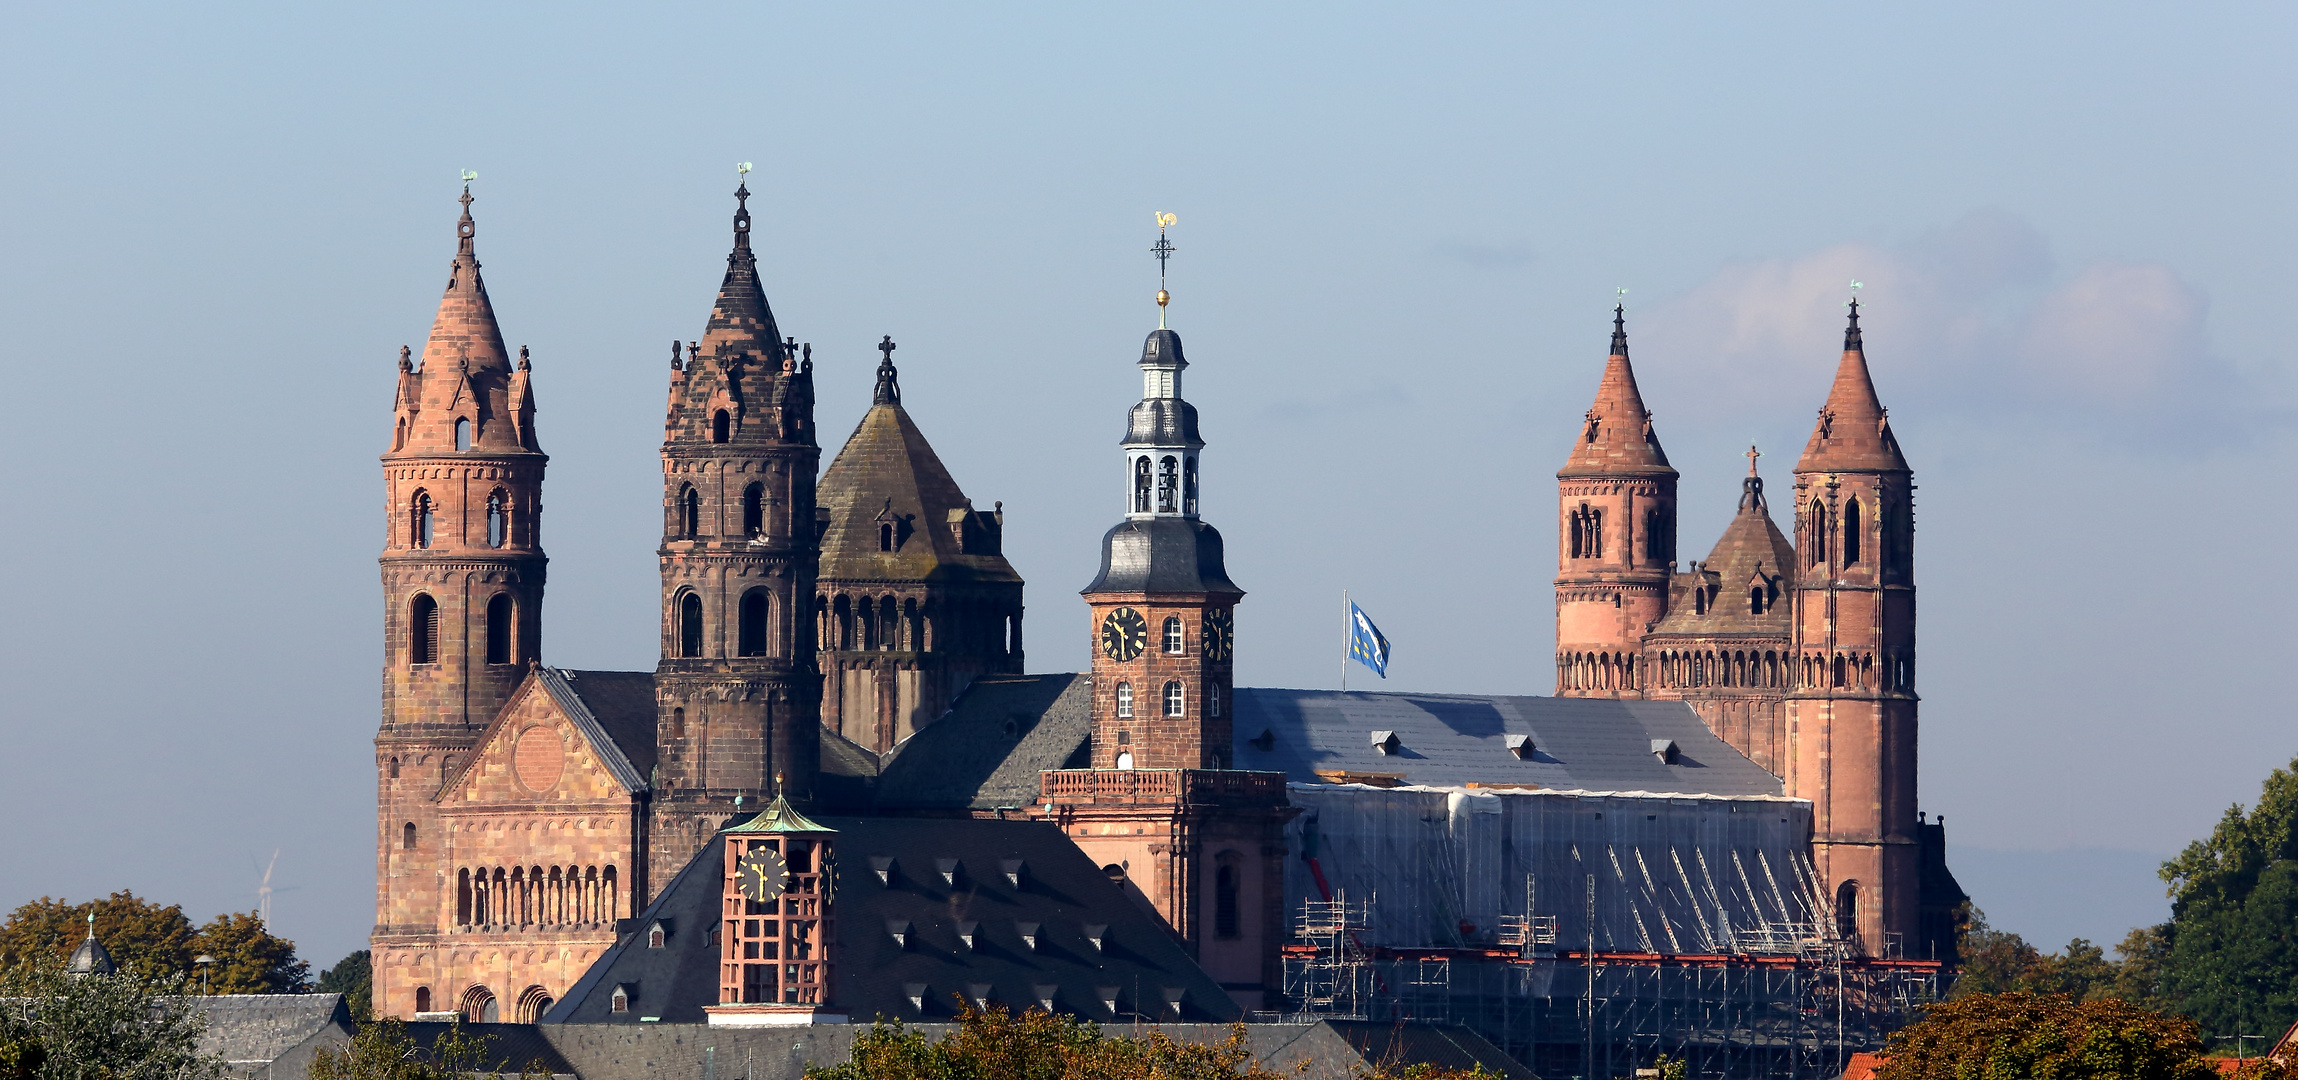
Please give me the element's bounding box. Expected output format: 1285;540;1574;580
867;674;1093;810
542;669;659;793
1081;518;1243;598
548;815;1238;1026
1125;398;1201;446
1231;688;1784;796
192;993;351;1067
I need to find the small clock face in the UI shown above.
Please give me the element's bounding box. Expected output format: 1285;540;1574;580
738;847;789;904
1100;608;1149;661
1202;608;1234;662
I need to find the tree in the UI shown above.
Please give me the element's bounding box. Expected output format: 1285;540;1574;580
1949;905;2123;1002
0;893;195;979
306;1017;553;1080
190;911;309;994
2154;756;2298;1039
0;962;226;1080
318;951;373;1020
1876;992;2234;1080
804;1004;1499;1080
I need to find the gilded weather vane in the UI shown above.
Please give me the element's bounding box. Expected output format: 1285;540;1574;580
1153;212;1177;329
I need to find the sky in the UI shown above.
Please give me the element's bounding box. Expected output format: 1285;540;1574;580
3;2;2294;970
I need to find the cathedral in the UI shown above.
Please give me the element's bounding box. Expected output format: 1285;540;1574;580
369;182;1958;1032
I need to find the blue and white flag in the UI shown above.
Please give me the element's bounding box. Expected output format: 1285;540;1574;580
1349;602;1391;678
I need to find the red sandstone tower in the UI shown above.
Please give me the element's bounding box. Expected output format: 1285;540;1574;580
651;181;823;889
374;185;548;999
1554;306;1676;697
1786;299;1918;956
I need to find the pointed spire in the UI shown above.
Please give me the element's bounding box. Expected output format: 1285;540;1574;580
419;183;510;374
873;335;901;405
698;180;787;368
1796;297;1908;473
1560;306;1672;476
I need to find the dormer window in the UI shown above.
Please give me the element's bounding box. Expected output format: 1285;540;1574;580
454;417;472;451
711;410;731;443
647;920;670;948
879;522;895;551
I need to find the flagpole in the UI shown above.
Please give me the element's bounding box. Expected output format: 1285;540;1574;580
1340;589;1349;693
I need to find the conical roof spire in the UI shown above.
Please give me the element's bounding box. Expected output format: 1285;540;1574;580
1559;305;1672;476
417;184;511;374
697;181;787;368
66;913;114;977
1796;297;1908;473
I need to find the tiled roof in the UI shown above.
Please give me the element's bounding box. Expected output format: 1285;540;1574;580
817;398;1019;586
867;674;1093;810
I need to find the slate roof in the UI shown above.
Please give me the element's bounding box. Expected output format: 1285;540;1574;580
1230;688;1784;796
546;815;1238;1026
1080;518;1244;597
545;669;660;790
867;674;1093;810
816;388;1020;586
192;993;351;1068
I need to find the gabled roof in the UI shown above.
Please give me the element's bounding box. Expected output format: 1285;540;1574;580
440;668;656;799
868;675;1093;810
1230;689;1784;796
817;391;1019;586
547;816;1238;1025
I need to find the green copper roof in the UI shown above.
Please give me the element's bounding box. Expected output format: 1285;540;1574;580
723;794;837;834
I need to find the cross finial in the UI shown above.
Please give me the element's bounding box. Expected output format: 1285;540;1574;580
1152;212;1177;329
877;335;896;362
1746;444;1761;476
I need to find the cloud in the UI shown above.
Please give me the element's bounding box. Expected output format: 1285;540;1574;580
1632;212;2254;447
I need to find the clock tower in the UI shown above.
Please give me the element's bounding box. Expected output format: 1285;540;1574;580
1044;224;1291;1010
706;794;842;1025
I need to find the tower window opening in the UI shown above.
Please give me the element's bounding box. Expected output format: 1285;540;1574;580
678;593;705;659
456;869;472;925
410;594;439;665
1157;456;1178;513
1214;858;1241;939
1643;506;1673;561
403;822;417;850
1843;497;1863;566
879;522;895;551
1693;585;1706;615
1207;685;1221;717
486;491;506;548
415;986;432;1013
412;491;435;549
1833;654;1848;688
1750;586;1765;615
742;483;764;538
672;707;686;738
738;589;769;657
1163;680;1184;717
1183;456;1198;514
679;486;700;539
1115;682;1133;718
1835;880;1860;943
485;593;513;665
1133;457;1151;514
712;410;731;443
1807;500;1829;567
454;417;472;451
1162;616;1183;655
388;757;400;779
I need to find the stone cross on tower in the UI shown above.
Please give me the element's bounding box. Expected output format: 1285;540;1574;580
1747;444;1761;475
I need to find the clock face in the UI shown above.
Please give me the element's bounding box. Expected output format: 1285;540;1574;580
737;846;789;904
1100;607;1148;662
1202;608;1234;662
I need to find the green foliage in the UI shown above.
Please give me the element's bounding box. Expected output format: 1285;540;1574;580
1949;904;2135;1002
0;893;196;979
0;962;226;1080
306;1017;554;1080
803;1004;1499;1080
2148;755;2298;1039
0;894;310;994
1877;992;2227;1080
317;951;373;1021
191;911;310;994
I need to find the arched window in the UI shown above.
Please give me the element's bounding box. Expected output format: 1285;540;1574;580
1164;680;1184;717
486;491;506;548
738;589;769;657
454;417;472;451
1643;505;1674;562
485;593;513;665
1833;654;1848;688
712;410;731;443
603;866;619;921
403;822;417;850
415;986;432;1013
412;491;435;549
678;593;705;658
1116;682;1134;718
742;483;764;537
671;706;686;738
1843;497;1863;566
1162;616;1184;655
1115;751;1134;770
878;522;895;551
388;757;400;779
410;594;439;665
1133;457;1151;513
463;985;498;1024
456;869;472;925
1807;500;1829;567
1835;880;1860;942
1214;856;1241;939
1184;456;1199;514
1750;586;1765;614
679;486;701;539
1157;456;1179;513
